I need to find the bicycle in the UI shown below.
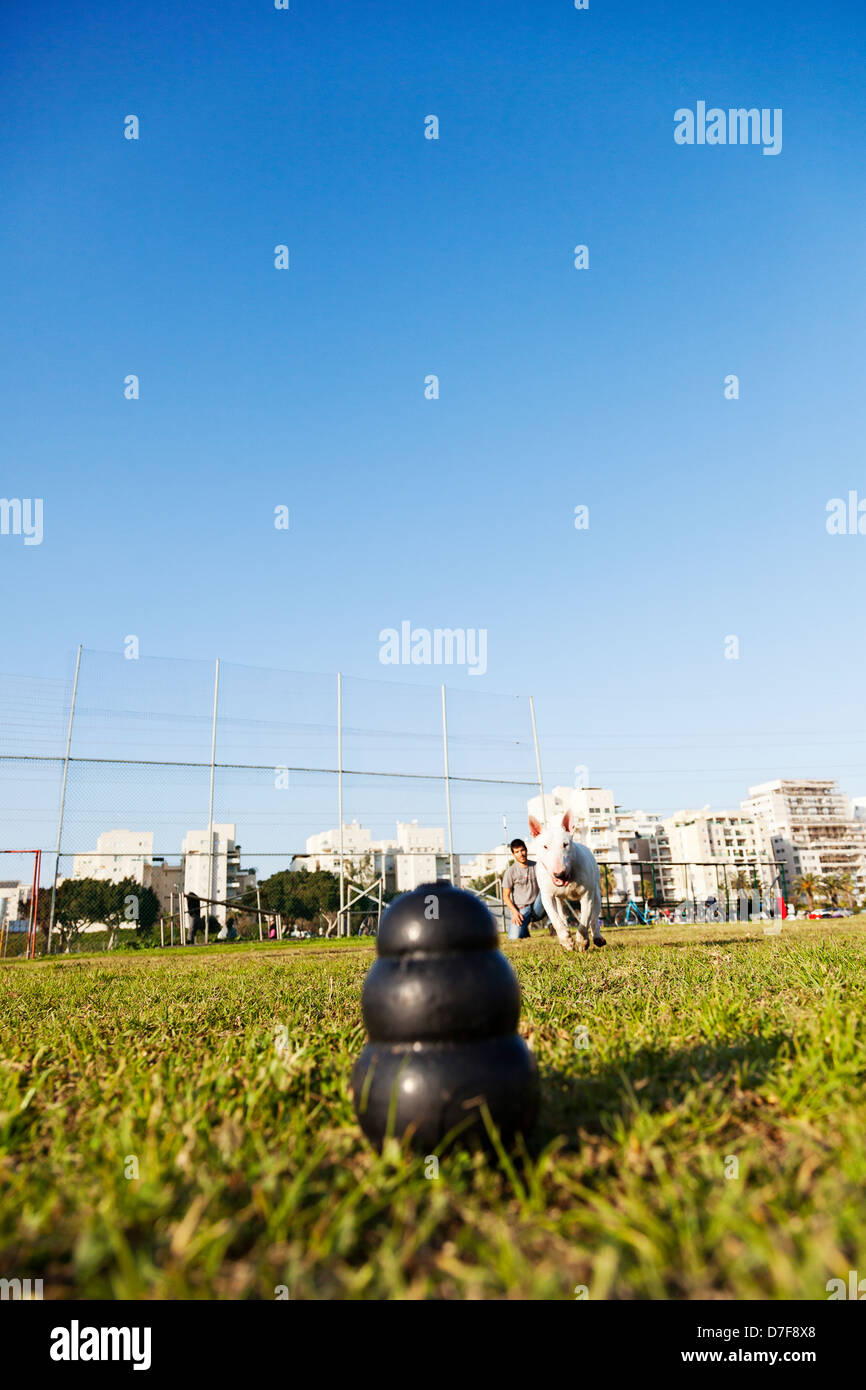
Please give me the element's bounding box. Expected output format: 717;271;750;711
614;899;656;926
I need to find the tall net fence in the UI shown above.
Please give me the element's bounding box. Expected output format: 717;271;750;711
1;649;542;951
2;648;824;955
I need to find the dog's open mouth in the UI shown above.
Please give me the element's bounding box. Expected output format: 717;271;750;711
552;872;569;887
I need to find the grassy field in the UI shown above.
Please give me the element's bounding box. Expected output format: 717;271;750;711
1;917;864;1300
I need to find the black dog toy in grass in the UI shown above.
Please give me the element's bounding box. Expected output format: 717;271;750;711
350;883;538;1151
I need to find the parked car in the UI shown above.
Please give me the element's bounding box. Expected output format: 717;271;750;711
807;909;833;919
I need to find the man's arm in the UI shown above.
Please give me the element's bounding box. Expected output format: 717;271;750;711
501;869;522;924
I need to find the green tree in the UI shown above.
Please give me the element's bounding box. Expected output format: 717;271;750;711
793;872;820;911
239;869;341;934
469;874;499;893
820;875;843;909
102;878;161;948
350;852;380;889
35;876;162;952
36;877;104;953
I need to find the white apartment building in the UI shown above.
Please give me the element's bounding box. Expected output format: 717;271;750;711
0;881;28;932
852;797;866;822
73;830;155;885
657;808;764;904
303;822;395;882
395;851;459;892
68;829;156;935
616;809;666;839
303;820;453;891
614;808;668;902
742;779;866;899
391;822;455;892
182;825;240;925
396;820;445;855
305;821;373;864
69;827;253;921
461;843;512;884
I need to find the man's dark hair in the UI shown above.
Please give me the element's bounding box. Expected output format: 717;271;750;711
509;838;527;852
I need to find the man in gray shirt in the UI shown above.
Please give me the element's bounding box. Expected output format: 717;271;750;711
502;838;545;940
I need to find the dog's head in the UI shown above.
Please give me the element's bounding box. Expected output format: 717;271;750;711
529;811;575;887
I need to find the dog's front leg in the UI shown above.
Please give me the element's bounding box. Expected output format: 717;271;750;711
580;890;605;947
541;889;576;952
591;888;605;946
575;890;592;946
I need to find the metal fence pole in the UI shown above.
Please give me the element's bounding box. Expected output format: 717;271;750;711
441;684;455;885
337;672;345;936
47;643;82;954
751;862;761;920
529;695;545;817
27;849;41;959
205;658;220;947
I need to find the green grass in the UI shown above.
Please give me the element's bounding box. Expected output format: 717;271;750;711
1;917;865;1300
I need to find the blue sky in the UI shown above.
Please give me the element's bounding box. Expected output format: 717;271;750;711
2;0;865;858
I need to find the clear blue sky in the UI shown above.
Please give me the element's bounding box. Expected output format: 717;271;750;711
2;0;865;858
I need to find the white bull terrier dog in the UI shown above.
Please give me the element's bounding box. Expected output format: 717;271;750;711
529;811;606;953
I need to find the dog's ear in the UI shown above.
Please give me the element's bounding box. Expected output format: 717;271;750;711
528;815;542;839
562;811;573;833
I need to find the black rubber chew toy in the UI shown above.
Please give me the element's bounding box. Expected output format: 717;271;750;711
350;883;538;1151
